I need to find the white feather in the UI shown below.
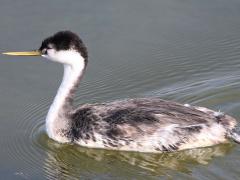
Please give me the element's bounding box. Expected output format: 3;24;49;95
44;50;85;142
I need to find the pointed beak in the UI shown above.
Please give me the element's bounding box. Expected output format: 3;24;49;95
2;50;42;56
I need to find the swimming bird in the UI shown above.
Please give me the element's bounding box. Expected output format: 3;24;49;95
2;31;240;152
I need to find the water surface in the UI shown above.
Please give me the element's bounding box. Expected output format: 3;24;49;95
0;0;240;179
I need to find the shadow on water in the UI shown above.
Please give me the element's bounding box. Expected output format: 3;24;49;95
35;131;234;179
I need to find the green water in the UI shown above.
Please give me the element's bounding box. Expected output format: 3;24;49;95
0;0;240;179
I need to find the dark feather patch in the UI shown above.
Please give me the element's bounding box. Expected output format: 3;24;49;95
71;108;97;140
180;125;203;133
39;31;88;62
102;108;158;140
103;108;158;125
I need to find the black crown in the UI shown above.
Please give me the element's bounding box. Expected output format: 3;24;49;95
39;31;88;62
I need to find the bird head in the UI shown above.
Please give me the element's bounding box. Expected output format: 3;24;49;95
2;31;88;67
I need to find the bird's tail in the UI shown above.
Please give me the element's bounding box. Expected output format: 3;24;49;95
227;125;240;143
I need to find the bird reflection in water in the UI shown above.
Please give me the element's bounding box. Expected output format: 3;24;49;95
38;133;233;179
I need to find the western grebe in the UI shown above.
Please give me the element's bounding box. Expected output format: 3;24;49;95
2;31;240;152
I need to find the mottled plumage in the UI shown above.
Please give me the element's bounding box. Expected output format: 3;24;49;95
68;98;237;152
4;31;240;153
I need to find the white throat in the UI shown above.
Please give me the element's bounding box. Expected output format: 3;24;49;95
45;51;86;142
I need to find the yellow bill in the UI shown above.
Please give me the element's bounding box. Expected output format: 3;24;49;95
2;50;41;56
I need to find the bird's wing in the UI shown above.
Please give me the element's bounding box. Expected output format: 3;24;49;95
71;98;236;151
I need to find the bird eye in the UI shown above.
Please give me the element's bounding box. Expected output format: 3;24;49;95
42;46;53;55
42;48;48;55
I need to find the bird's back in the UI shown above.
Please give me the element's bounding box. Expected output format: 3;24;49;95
71;98;237;152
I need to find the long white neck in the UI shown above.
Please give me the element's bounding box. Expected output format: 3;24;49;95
45;52;85;142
